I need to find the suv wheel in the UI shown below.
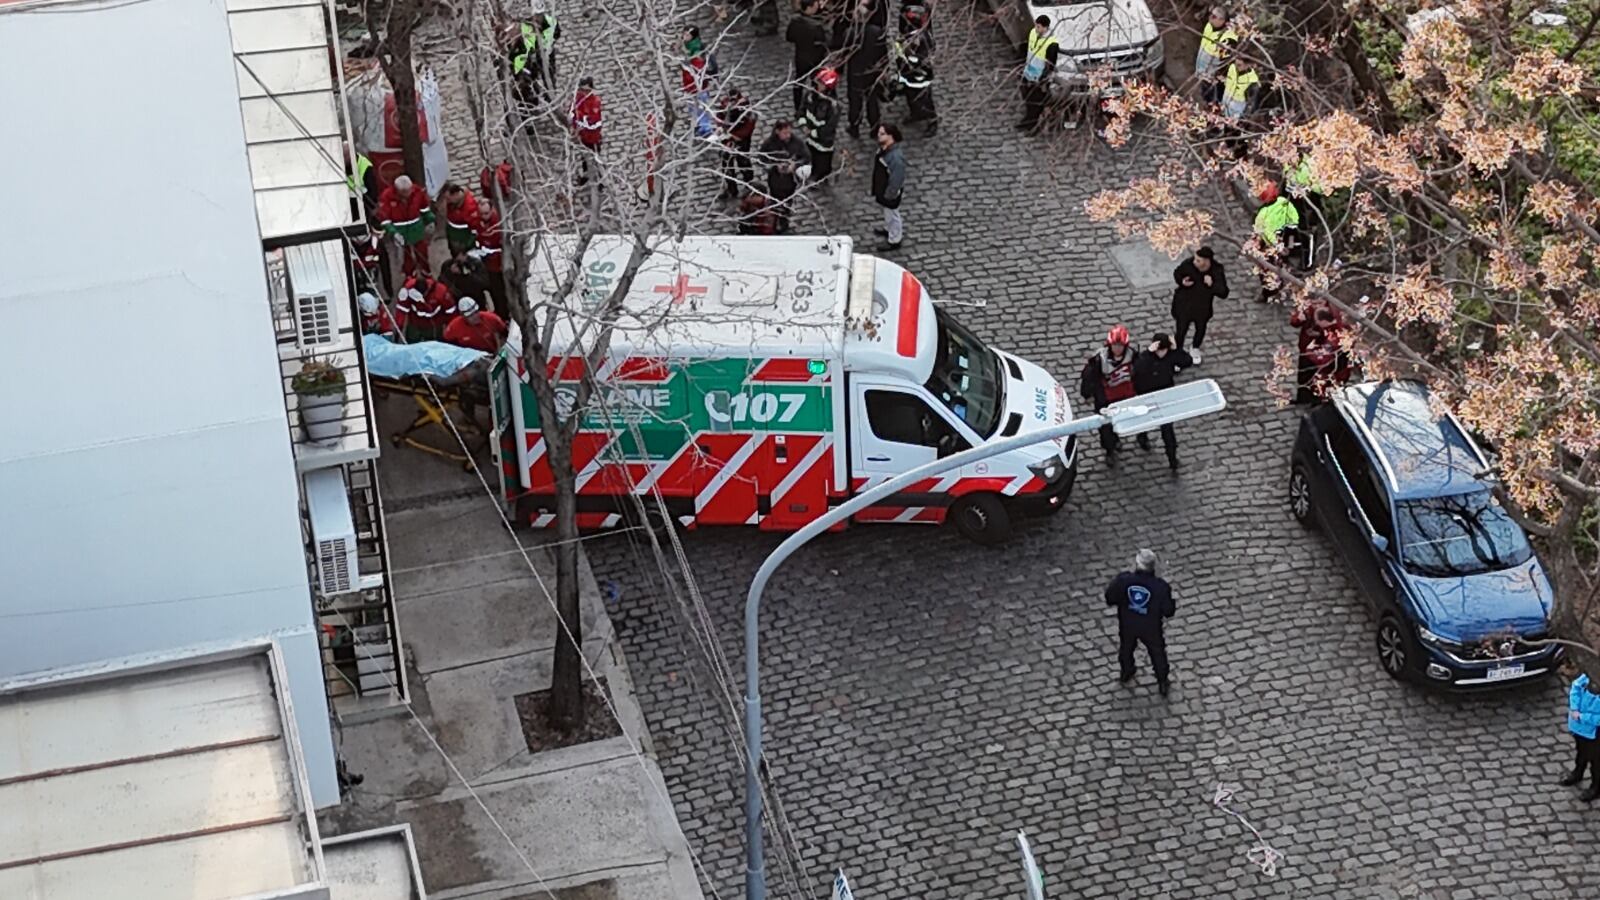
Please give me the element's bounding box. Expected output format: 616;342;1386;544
1289;465;1317;529
1376;614;1416;680
951;494;1012;545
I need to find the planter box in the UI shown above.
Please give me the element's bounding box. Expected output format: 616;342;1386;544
299;391;348;443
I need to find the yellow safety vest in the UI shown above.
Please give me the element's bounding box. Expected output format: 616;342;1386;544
512;18;557;74
345;153;372;196
1254;198;1300;243
1223;64;1259;103
1199;23;1236;57
1287;158;1324;194
1023;29;1059;82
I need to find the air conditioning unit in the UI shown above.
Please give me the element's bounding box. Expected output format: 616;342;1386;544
305;468;359;596
284;242;341;350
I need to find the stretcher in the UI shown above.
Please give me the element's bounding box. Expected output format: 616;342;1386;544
364;334;491;469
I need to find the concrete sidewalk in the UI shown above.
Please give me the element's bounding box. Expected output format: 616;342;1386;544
319;432;706;899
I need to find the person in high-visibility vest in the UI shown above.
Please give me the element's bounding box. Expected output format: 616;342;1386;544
1017;15;1060;132
890;5;938;135
1220;57;1259;120
346;151;378;218
377;175;434;277
1195;7;1235;102
508;12;559;105
1253;182;1300;300
1285;154;1325;227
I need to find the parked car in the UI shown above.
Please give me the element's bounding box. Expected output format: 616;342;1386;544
991;0;1165;101
1288;380;1560;687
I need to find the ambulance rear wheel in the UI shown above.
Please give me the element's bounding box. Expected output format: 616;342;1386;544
624;498;677;541
950;494;1011;545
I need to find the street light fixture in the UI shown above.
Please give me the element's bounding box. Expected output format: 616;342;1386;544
741;380;1227;900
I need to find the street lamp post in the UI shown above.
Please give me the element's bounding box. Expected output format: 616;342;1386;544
742;380;1227;900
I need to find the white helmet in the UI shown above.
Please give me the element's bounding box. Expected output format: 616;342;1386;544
357;292;379;315
456;297;480;315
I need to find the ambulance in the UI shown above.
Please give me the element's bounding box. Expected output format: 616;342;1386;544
488;235;1078;544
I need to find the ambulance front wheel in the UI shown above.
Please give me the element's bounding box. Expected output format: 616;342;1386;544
950;494;1011;545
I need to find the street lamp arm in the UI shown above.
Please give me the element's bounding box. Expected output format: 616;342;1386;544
741;410;1111;900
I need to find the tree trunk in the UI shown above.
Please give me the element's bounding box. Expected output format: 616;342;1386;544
386;38;428;185
543;423;587;732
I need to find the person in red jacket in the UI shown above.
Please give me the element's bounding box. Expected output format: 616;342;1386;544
396;273;455;342
480;161;513;205
1290;303;1351;403
354;223;390;296
443;297;509;353
570;77;604;185
378;175;434;276
357;292;404;337
478;202;506;311
441;183;483;254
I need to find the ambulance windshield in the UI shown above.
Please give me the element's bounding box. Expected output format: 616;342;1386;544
925;308;1004;438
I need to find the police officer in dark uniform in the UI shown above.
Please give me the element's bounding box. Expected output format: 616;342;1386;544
1105;549;1177;696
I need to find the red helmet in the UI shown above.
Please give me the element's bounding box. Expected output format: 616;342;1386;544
1258;182;1280;204
816;67;839;90
1107;324;1131;346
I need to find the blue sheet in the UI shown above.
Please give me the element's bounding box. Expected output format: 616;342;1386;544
363;333;486;379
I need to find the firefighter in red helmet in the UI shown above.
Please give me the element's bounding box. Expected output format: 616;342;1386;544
802;68;841;183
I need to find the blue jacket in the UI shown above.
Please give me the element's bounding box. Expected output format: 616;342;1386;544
1568;675;1600;739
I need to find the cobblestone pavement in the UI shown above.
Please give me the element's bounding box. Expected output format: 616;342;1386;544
417;7;1600;899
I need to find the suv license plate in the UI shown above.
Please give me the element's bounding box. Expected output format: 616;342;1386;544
1487;664;1525;681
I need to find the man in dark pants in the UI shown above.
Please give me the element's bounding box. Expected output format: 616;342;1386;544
1078;324;1138;458
786;0;831;115
758;121;809;233
841;1;888;138
1170;246;1228;364
1132;334;1193;470
1106;549;1176;696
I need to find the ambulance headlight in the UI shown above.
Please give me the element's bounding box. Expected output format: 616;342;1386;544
1030;458;1064;483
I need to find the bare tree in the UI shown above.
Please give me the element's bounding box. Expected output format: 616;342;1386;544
366;0;430;182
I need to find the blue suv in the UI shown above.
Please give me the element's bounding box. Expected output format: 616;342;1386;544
1289;381;1559;687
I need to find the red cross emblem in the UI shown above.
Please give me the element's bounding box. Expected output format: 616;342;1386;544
653;273;709;305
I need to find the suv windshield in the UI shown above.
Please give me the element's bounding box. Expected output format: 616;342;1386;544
925;308;1004;439
1396;492;1533;577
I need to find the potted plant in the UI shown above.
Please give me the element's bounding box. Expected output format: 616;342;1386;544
293;358;347;443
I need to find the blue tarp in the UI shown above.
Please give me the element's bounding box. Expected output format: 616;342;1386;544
363;333;486;379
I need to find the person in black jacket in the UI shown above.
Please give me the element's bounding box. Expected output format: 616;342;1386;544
1106;548;1177;696
802;69;842;182
840;1;889;138
786;0;831;115
1171;246;1229;363
1132;334;1193;470
758;121;809;233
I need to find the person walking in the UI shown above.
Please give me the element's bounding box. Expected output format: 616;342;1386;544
1105;549;1176;696
1194;7;1234;103
441;183;483;255
1016;15;1060;132
716;83;758;200
870;122;907;251
570;77;604;186
1078;324;1138;458
377;175;433;277
758;121;809;233
1132;334;1193;470
786;0;831;115
1563;670;1600;801
841;1;889;139
1171;246;1228;362
802;68;842;183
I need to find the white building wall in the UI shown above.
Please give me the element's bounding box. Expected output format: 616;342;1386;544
0;0;337;806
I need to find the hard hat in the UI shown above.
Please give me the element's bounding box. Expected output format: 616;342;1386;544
1259;182;1280;204
1107;324;1131;346
402;287;423;303
816;67;839;90
902;4;928;24
457;297;480;315
357;292;379;315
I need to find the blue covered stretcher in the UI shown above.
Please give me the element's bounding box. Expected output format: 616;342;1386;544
364;334;491;467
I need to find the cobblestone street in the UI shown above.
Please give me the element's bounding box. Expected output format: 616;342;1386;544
420;7;1600;899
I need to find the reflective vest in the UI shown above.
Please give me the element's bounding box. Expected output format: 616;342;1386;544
1199;23;1236;58
1287;157;1324;194
895;38;932;89
1254;197;1300;244
346;153;372;196
1023;29;1059;82
512;17;557;74
1223;64;1259;103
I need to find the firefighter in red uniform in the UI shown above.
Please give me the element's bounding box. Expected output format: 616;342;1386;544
570;77;604;185
1079;324;1139;456
396;273;455;342
441;183;483;255
480;160;513;205
357;292;403;337
354;223;390;296
377;175;434;276
443;297;509;353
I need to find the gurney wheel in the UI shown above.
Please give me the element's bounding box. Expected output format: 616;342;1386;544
390;433;404;447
